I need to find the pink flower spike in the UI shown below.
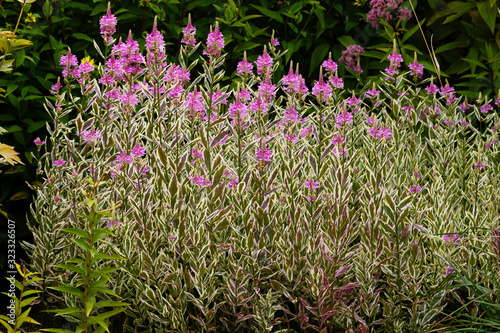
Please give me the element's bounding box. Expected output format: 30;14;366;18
54;158;66;166
34;138;45;146
131;144;146;157
304;178;319;189
255;46;273;76
203;22;224;57
322;58;338;73
100;2;117;40
475;161;485;170
425;83;439;95
408;58;424;78
237;51;253;76
443;234;461;245
445;265;454;277
481;103;493;113
181;13;197;47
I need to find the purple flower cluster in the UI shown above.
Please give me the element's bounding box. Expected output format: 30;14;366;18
145;18;166;65
368;125;393;139
339;45;364;73
367;0;411;29
408;57;423;78
228;98;249;130
189;174;212;187
184;90;206;120
385;50;403;78
237;52;253;77
203;22;224;57
100;3;117;44
312;73;332;104
181;14;196;47
282;63;308;97
255;46;273;76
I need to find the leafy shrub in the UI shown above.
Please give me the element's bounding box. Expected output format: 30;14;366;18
24;7;500;332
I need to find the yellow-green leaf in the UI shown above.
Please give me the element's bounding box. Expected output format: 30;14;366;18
0;143;23;165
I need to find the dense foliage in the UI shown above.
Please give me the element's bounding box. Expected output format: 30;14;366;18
9;4;500;331
2;0;500;331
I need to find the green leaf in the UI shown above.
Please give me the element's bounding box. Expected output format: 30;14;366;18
250;5;284;23
402;18;425;42
95;300;130;307
20;296;39;308
22;289;42;297
0;317;14;333
337;35;356;48
87;316;109;332
41;329;75;333
72;238;90;252
477;1;497;34
72;33;93;43
427;1;476;25
61;228;90;239
434;41;466;54
53;264;85;276
93;253;127;260
67;258;86;264
10;39;33;51
92;287;120;298
86;297;96;317
462;57;487;70
93;307;127;320
309;43;330;77
7;191;29;201
49;286;84;301
92;227;115;243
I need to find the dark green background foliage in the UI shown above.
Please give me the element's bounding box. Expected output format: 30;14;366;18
0;0;499;269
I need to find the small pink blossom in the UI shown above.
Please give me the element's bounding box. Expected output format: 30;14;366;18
300;126;312;137
34;137;45;146
304;178;319;189
80;129;102;143
336;111;353;127
366;89;380;98
481;103;493;113
54;158;66;166
181;14;197;47
425;83;439;95
408;59;424;78
284;134;299;143
312;75;332;104
475;161;485;170
322;59;338;73
329;75;344;89
203;22;224;57
331;133;344;145
409;185;421;194
255;47;273;76
188;174;212;187
131;144;146;157
443;234;461;246
445;265;454;277
237;52;253;76
115;151;133;164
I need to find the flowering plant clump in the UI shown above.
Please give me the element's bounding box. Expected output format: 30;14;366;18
27;8;500;333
